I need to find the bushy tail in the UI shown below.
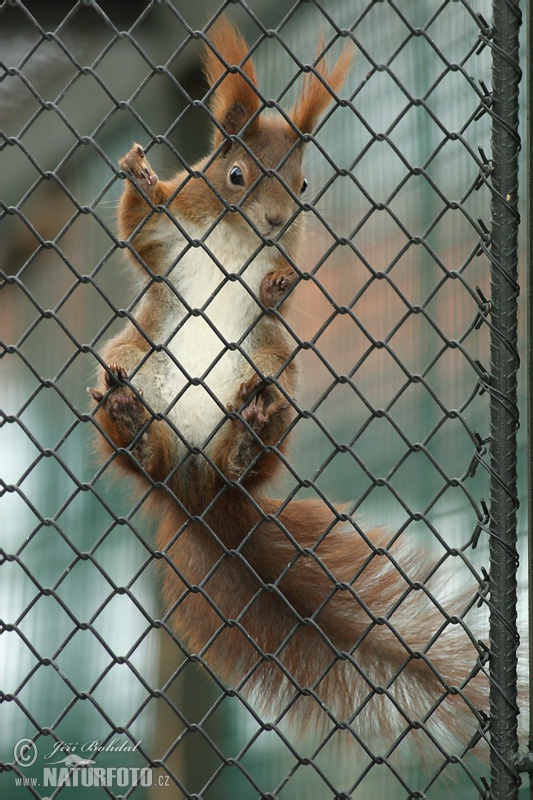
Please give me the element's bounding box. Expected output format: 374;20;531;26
157;489;490;761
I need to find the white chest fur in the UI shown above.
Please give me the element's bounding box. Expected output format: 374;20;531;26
155;219;275;448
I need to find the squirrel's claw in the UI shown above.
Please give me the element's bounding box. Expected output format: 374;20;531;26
87;386;103;402
88;363;134;405
119;144;158;193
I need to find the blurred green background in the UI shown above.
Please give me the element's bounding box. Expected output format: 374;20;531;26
0;0;528;798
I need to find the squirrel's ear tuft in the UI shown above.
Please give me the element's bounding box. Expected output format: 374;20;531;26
203;17;260;148
291;39;354;136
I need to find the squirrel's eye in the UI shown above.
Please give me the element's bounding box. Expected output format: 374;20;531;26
300;178;308;194
229;166;245;186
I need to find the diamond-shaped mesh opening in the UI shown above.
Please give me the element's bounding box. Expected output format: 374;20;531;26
1;0;526;798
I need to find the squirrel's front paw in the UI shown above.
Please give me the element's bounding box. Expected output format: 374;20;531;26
260;269;296;307
118;144;158;194
88;363;145;425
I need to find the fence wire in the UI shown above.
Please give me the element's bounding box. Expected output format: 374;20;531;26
0;1;526;799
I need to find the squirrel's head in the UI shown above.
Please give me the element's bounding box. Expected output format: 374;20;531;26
199;17;354;242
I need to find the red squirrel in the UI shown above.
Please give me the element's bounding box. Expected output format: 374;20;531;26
89;19;489;760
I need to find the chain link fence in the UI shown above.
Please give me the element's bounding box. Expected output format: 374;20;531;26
0;1;527;798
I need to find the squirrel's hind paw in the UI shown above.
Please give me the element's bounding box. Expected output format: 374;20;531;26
89;363;146;425
230;375;290;439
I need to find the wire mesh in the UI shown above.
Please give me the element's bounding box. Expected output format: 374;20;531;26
0;1;526;799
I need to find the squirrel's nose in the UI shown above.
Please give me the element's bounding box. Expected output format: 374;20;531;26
265;213;284;228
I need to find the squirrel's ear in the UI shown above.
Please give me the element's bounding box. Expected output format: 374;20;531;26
291;39;354;135
203;17;260;148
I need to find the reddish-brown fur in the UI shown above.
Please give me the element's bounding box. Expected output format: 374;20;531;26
291;36;355;134
202;16;261;144
89;18;490;762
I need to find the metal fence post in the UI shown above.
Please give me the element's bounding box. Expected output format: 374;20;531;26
489;0;522;797
529;0;533;798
